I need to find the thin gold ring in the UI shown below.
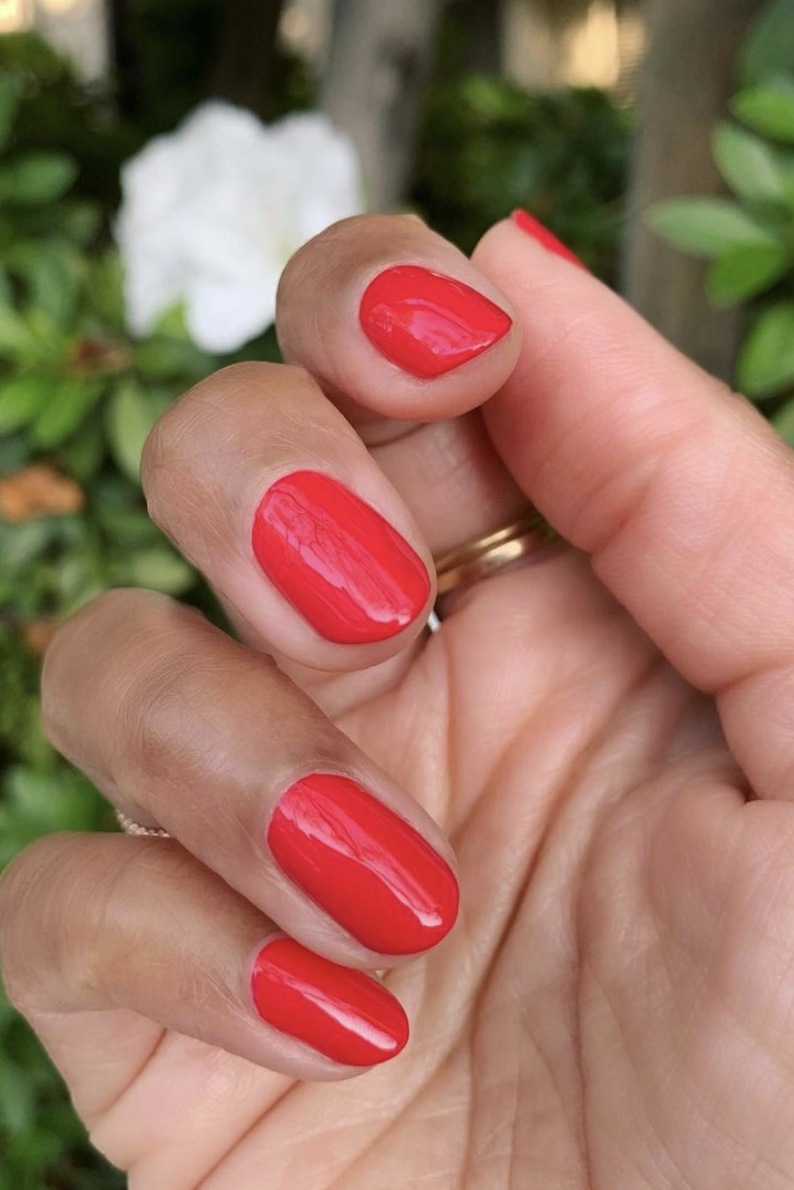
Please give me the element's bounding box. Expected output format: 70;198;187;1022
434;509;551;596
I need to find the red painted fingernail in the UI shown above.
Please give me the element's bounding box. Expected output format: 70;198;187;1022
511;210;587;270
251;936;409;1066
359;264;512;378
252;470;430;645
268;773;459;955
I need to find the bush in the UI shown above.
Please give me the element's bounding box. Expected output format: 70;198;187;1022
413;75;631;280
649;0;794;436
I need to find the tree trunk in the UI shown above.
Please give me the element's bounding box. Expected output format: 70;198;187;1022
108;0;141;117
321;0;447;211
622;0;769;380
463;0;503;75
212;0;287;115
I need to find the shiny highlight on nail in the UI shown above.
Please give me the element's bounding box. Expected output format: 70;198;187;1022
250;936;409;1066
268;773;459;955
359;264;512;378
252;470;430;644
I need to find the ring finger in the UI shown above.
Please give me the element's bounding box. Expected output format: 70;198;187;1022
41;589;459;968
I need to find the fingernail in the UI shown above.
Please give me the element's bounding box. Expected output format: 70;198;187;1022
268;773;459;955
252;470;430;645
511;210;587;270
360;264;512;379
251;936;409;1066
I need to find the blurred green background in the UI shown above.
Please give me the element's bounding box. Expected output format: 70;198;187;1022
1;0;794;1184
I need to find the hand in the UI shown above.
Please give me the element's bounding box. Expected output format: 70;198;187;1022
3;213;794;1190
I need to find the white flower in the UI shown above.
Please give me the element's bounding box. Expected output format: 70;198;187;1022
116;102;364;353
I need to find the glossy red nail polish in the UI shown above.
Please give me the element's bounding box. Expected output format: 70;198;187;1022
511;210;587;269
251;936;409;1066
359;264;512;378
268;774;459;955
252;470;430;645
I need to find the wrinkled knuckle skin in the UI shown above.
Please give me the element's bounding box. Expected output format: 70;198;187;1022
0;837;59;1011
277;212;421;313
140;360;281;527
40;589;169;756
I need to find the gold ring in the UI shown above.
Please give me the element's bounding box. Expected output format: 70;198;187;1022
434;510;552;596
115;808;171;838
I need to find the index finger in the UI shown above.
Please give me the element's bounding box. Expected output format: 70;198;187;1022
475;215;794;801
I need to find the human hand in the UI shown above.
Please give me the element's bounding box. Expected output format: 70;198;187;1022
2;213;793;1189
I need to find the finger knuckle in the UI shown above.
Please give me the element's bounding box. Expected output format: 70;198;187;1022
115;616;219;791
278;213;419;312
41;590;172;754
0;836;66;1008
141;362;285;528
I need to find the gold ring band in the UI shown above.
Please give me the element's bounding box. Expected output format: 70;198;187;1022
434;510;551;596
115;809;171;838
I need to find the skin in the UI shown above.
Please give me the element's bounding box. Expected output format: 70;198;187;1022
2;214;794;1188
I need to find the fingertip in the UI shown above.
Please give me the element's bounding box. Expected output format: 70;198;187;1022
277;213;522;423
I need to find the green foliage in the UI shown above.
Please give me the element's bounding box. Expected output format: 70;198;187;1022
646;197;779;257
706;244;791;307
712;121;794;207
731;77;794;142
649;0;794;414
413;74;630;280
737;301;794;396
740;0;794;85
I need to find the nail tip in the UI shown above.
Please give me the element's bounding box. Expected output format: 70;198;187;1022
510;208;588;270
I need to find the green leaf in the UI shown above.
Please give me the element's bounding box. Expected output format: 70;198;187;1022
712;121;790;206
5;240;83;324
0;74;23;155
0;1057;34;1133
59;199;102;246
646;198;778;258
115;546;195;595
133;337;213;382
0;152;77;205
0;372;50;434
58;416;105;480
87;250;125;330
153;302;190;339
24;307;70;364
0;433;29;473
731;79;794;143
706;243;791;307
95;503;160;547
741;0;794;85
105;379;170;483
29;375;103;448
773;396;794;445
738;301;794;397
0;263;12;307
0;520;55;568
0;764;108;850
0;306;36;361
